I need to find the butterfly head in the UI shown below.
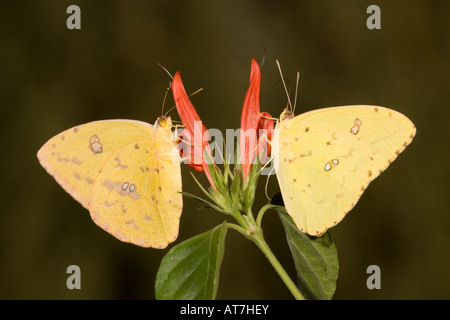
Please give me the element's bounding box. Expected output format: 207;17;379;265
155;116;173;129
279;108;294;122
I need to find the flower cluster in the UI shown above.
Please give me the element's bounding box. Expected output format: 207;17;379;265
172;59;273;195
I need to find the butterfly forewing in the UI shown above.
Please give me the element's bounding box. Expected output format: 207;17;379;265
273;105;416;235
38;118;182;248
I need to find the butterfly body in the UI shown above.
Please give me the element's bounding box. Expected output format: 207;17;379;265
38;116;182;248
272;105;416;236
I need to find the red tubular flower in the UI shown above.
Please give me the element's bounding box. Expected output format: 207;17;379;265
172;72;216;189
240;59;274;179
255;111;274;166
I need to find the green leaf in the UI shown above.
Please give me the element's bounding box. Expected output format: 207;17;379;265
189;172;215;201
155;222;228;300
179;191;229;214
229;169;242;211
242;151;262;210
204;149;226;194
278;209;339;300
222;142;233;187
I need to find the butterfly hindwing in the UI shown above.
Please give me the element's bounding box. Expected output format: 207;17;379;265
272;105;416;236
89;124;182;248
38;118;182;248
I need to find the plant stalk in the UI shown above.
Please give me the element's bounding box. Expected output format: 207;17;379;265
228;216;305;300
250;230;305;300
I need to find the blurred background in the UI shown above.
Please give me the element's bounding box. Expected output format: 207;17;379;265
0;0;448;299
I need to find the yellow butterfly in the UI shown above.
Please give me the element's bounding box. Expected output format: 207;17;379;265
272;105;416;236
37;116;183;248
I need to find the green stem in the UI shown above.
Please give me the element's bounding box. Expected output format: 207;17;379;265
225;222;248;237
231;209;250;230
251;231;305;300
256;204;280;227
228;218;305;300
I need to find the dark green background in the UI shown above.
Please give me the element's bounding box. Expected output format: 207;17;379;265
1;1;448;299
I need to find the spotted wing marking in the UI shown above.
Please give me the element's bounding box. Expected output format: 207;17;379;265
350;118;362;135
324;159;340;171
90;135;103;153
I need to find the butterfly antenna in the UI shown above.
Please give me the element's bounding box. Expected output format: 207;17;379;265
164;104;177;117
189;87;204;98
293;71;300;114
164;88;204;118
276;60;294;112
260;48;267;69
157;63;174;117
157;63;174;80
161;86;170;117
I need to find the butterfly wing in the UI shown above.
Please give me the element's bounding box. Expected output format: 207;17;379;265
272;105;416;236
38;119;182;248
